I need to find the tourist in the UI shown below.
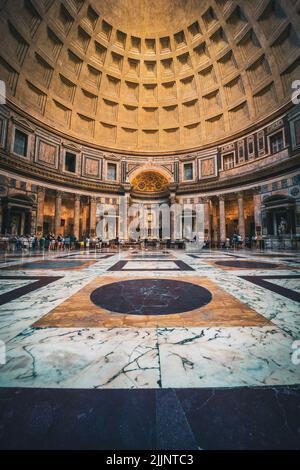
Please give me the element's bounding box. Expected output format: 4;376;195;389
64;235;70;250
39;235;45;251
70;234;76;250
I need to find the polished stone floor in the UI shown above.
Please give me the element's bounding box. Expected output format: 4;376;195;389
0;247;299;449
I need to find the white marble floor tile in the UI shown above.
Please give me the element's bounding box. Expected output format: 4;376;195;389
157;326;300;388
0;328;160;389
0;279;37;295
209;273;300;339
0;273;98;343
268;279;300;293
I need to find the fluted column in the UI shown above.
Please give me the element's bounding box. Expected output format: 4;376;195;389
89;196;97;238
237;191;246;242
219;195;226;244
54;191;62;236
36;187;45;236
74;194;81;240
253;188;262;234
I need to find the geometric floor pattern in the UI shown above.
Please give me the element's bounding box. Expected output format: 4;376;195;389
0;247;299;449
32;276;270;328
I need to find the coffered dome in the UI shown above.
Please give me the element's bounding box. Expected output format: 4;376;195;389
0;0;299;153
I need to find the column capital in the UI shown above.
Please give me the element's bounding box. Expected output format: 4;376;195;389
169;183;178;194
90;196;97;204
201;196;211;204
56;190;63;199
218;194;226;202
169;193;177;204
252;186;261;195
74;194;81;202
236;190;244;199
37;186;46;194
122;183;132;193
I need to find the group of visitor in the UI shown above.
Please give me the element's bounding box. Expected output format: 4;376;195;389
201;233;264;250
0;232;265;252
0;234;105;252
0;234;40;252
37;233;78;251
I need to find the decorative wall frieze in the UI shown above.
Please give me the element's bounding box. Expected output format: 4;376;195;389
178;153;198;162
104;154;121;162
62;141;82;152
11;116;35;133
267;119;285;135
221;143;235;154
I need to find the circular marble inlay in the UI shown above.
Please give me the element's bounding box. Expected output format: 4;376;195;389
20;260;87;269
90;279;212;316
215;260;279;269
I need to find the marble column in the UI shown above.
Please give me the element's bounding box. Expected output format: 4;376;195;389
170;193;177;241
237;191;246;242
54;191;62;236
119;191;130;241
253;188;262;234
203;197;211;241
36;187;45;235
0;202;3;235
74;194;81;240
219;195;226;244
212;200;218;244
89;196;97;238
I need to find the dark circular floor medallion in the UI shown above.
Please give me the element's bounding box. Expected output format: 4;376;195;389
90;279;212;316
215;260;279;269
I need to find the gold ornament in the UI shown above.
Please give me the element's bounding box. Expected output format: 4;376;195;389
131;171;169;193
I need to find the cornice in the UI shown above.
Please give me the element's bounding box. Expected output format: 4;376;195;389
176;154;300;195
1;151;299;197
0;153;121;194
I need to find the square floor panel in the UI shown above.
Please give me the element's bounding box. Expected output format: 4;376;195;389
269;278;300;294
1;259;98;271
0;279;37;295
33;275;271;328
59;254;114;259
240;275;300;303
188;253;237;259
125;253;176;261
0;276;63;306
108;260;194;271
208;260;299;270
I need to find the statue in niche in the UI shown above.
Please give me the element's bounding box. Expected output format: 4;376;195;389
278;217;287;236
9;216;18;235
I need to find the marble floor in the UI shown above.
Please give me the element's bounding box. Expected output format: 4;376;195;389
0;247;300;449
